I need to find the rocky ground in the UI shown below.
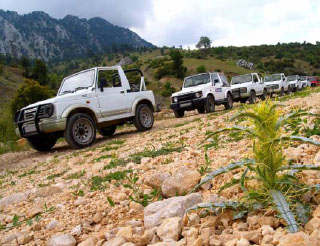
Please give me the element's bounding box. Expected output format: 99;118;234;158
1;91;320;246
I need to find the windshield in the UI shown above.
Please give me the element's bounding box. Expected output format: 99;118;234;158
184;74;210;88
287;76;296;82
309;76;316;81
264;74;281;82
300;76;307;81
59;69;95;95
231;74;252;85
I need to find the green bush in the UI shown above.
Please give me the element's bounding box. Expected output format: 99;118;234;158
0;64;3;75
11;79;55;114
161;82;176;97
196;65;206;73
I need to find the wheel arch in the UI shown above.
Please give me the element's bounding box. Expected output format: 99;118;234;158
63;107;98;124
132;98;154;114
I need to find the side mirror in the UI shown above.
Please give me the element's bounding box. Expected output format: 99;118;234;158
214;79;219;85
283;77;285;81
99;80;107;92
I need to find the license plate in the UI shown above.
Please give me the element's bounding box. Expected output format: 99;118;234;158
23;125;36;134
180;102;191;108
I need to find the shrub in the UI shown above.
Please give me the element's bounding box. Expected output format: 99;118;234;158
11;79;55;114
189;100;320;233
161;82;176;97
196;65;206;73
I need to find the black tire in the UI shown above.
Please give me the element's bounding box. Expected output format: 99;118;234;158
260;89;268;101
133;104;154;131
197;106;205;114
205;95;215;113
98;125;116;137
64;113;96;149
224;93;233;110
173;109;185;118
286;86;291;94
240;98;247;104
27;135;57;152
280;87;285;96
248;90;256;104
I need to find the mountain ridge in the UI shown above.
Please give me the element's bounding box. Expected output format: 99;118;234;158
0;10;155;61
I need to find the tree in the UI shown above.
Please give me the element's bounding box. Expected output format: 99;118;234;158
169;49;187;79
32;60;48;86
20;56;31;77
11;79;54;114
196;65;206;73
196;36;212;49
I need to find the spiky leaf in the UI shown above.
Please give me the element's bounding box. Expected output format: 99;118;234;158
276;112;320;130
186;201;241;214
190;159;256;193
295;203;309;225
275;136;320;146
270;190;299;233
278;164;320;172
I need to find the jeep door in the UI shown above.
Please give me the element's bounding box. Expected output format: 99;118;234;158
211;73;224;101
96;68;131;119
253;74;263;95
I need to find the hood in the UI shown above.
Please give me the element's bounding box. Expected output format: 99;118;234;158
265;80;281;86
231;82;251;89
22;90;90;110
172;84;207;97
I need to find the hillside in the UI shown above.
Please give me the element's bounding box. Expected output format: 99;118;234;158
0;90;320;245
0;10;154;61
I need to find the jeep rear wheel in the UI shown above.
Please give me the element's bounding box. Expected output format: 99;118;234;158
249;91;256;104
280;87;285;96
27;135;57;152
224;93;233;110
286;86;291;94
173;109;185;118
260;89;268;101
64;113;96;149
205;95;215;113
133;104;154;131
99;125;116;137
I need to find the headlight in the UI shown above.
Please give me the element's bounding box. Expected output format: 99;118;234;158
39;104;54;118
172;97;178;103
195;91;203;98
240;87;247;93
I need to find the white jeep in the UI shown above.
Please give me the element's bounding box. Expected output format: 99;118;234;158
300;76;309;88
14;66;158;151
264;73;290;96
170;72;233;118
231;73;268;104
287;75;302;91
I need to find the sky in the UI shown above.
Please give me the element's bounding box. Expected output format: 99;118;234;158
1;0;320;48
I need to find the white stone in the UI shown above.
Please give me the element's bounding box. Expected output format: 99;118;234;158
156;217;182;241
47;234;76;246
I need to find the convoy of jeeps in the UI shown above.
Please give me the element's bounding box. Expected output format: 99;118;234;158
14;65;318;151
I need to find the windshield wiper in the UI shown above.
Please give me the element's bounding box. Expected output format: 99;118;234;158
61;90;74;95
74;86;89;92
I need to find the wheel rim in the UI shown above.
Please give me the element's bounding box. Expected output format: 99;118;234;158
209;97;215;111
72;118;94;144
140;107;153;128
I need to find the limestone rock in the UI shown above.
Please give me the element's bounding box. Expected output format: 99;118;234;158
145;172;171;189
305;217;320;232
278;231;318;246
144;193;202;229
236;239;250;246
78;238;96;246
314;151;320;165
46;219;60;230
71;225;82;236
47;234;76;246
0;192;29;207
157;217;182;241
261;225;275;236
27;207;42;218
103;236;126;246
35;186;61;197
161;167;201;197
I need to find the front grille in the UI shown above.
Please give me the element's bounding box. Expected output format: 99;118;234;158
23;107;45;121
177;93;195;102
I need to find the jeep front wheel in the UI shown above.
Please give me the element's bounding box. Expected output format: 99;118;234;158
173;109;185;118
224;93;233;110
133;104;154;131
205;95;215;113
260;89;268;100
99;125;116;137
27;135;57;152
64;113;96;149
249;90;256;104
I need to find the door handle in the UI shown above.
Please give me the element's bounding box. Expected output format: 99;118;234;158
120;91;125;94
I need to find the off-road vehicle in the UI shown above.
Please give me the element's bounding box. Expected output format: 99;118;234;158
231;73;268;104
264;73;290;96
287;75;302;91
14;66;158;151
170;72;233;118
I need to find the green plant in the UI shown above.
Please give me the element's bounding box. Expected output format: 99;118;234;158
123;172;162;207
18;169;39;178
64;170;85;180
198;152;212;175
47;170;67;180
107;196;115;207
72;189;84;197
196;65;207;73
90;170;132;191
0;203;55;231
189;99;320;233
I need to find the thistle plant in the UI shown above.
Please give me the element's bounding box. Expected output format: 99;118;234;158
188;99;320;233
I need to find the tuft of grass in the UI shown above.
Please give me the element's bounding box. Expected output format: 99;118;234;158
18;169;39;178
90;169;132;191
64;170;85;180
47;170;67;180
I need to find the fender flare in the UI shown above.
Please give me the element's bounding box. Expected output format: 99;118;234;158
131;97;154;114
61;104;99;122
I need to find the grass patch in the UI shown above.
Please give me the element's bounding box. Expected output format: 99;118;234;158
64;170;85;180
104;158;128;170
47;170;67;180
279;87;320;102
18;169;39;178
90;169;132;191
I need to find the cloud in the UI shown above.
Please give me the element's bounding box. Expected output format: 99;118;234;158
1;0;320;47
0;0;153;28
